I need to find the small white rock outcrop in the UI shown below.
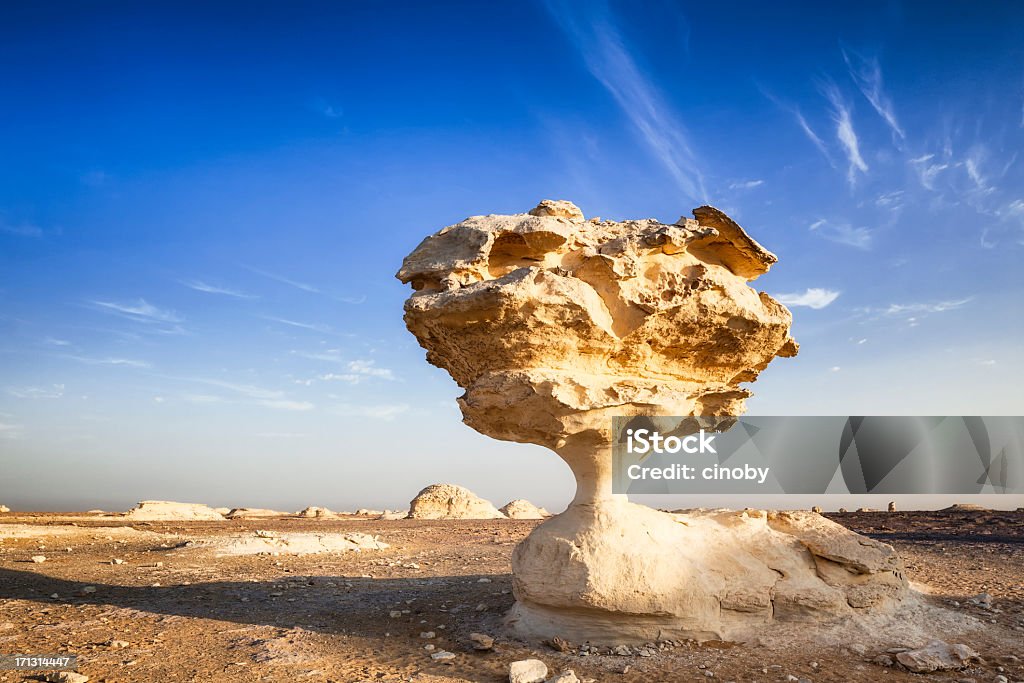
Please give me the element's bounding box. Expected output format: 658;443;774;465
124;501;225;521
500;499;550;519
407;484;505;520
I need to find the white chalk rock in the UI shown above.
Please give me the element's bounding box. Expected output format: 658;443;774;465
225;508;287;519
509;659;548;683
500;499;550;519
408;483;505;520
124;501;225;521
398;201;909;644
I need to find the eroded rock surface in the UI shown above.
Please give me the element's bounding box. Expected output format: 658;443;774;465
407;483;505;520
398;201;909;643
895;640;980;672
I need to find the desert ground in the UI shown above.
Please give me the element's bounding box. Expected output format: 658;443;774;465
0;508;1022;683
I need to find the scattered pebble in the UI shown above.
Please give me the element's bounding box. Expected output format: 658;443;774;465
469;632;494;651
509;658;548;683
43;673;89;683
547;671;580;683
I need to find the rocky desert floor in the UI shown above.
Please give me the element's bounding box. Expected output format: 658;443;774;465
0;509;1022;683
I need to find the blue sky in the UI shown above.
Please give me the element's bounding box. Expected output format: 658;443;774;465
2;1;1023;512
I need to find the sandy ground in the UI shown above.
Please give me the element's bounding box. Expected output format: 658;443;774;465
0;509;1022;683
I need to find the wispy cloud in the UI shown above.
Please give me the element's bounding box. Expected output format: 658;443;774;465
793;109;833;164
841;47;904;143
809;218;872;249
772;288;841;309
66;356;151;368
7;384;65;399
181;280;256;299
1003;198;1024;223
243;266;364;304
0;220;43;238
964;145;995;195
90;298;182;324
761;86;836;167
255;432;307;438
909;153;950;191
262;316;346;336
189;378;283;400
728;179;764;190
882;298;973;317
875;190;905;209
243;266;320;294
333;402;409;421
292;349;347;364
182;393;226;404
178;383;313;412
43;337;71;347
544;0;705;202
258;399;314;412
822;83;868;186
299;359;397;385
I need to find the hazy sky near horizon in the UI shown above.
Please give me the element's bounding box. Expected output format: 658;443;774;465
2;1;1023;512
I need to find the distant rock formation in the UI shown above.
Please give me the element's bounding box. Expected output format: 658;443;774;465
500;499;550;519
225;508;288;519
0;504;9;513
398;200;912;643
407;484;505;520
125;501;225;521
943;503;989;512
378;509;408;520
296;506;342;518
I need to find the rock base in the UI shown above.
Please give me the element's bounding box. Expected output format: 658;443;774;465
508;501;909;644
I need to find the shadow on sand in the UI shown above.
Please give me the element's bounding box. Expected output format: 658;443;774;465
0;566;514;637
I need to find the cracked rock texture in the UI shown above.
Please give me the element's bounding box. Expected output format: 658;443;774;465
398;201;910;642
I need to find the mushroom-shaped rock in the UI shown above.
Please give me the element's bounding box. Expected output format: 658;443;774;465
407;483;505;519
397;201;908;643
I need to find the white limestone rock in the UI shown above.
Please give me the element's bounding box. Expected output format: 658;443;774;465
407;484;505;520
